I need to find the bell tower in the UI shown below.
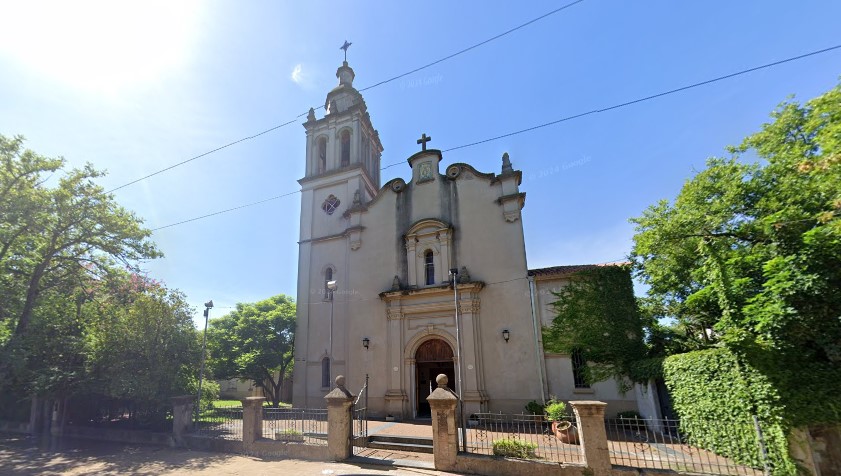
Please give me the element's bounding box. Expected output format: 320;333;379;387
301;60;383;195
293;55;383;407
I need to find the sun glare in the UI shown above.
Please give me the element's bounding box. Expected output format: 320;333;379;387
0;0;200;92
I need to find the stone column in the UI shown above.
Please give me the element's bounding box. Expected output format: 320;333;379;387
241;396;266;447
427;374;459;471
571;401;611;475
324;375;354;461
171;395;195;447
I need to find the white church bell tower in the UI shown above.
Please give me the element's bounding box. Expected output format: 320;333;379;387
293;51;383;407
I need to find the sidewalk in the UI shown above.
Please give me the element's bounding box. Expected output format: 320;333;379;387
0;432;462;476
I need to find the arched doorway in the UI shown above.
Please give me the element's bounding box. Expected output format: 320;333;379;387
415;339;455;418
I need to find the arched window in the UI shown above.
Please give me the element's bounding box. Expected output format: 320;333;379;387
324;268;333;299
317;137;327;173
321;357;331;388
424;250;435;285
340;130;351;167
571;348;590;389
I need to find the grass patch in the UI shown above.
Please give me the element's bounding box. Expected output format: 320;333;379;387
211;399;292;408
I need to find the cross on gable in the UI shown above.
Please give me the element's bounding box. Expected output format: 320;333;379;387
417;133;432;151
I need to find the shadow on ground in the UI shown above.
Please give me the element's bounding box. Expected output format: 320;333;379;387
0;432;235;476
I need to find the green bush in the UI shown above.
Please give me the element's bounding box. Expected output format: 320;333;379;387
492;439;538;459
524;400;544;415
663;348;794;475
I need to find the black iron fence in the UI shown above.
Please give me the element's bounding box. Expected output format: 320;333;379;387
464;412;584;464
606;416;766;475
263;408;327;445
194;404;242;440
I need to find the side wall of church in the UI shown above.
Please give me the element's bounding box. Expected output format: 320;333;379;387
534;277;640;416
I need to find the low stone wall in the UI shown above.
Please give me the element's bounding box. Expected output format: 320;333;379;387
0;420;31;433
183;434;244;453
183;434;330;460
250;438;331;460
455;453;588;476
454;455;687;476
60;426;174;447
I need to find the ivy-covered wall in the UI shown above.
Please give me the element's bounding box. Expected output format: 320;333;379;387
663;348;795;475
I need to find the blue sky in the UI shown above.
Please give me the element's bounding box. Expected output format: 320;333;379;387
1;0;839;325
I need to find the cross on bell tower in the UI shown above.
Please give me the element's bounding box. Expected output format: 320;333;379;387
417;133;432;151
340;40;352;62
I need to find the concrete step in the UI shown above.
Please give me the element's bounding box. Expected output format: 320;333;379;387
366;435;434;453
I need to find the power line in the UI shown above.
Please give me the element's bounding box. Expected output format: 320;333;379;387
107;1;588;194
151;190;299;231
149;43;841;231
357;0;587;93
390;42;841;164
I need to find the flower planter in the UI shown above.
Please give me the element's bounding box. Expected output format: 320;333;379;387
551;420;579;444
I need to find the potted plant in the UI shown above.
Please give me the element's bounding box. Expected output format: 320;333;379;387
544;399;579;444
274;428;305;442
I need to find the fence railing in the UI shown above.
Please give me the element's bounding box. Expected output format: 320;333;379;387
194;404;242;440
464;412;584;464
606;417;765;475
262;407;327;445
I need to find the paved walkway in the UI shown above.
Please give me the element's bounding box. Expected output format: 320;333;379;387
0;432;463;476
367;419;433;438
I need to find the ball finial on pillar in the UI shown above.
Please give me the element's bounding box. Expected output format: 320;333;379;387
436;373;448;388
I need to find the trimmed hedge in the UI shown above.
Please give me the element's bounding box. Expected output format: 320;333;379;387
663;348;795;475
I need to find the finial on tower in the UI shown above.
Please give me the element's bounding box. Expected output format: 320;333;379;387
340;40;352;63
501;152;513;174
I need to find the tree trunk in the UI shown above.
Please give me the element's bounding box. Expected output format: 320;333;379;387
15;262;48;336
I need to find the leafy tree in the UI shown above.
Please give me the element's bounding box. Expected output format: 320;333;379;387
631;84;841;424
0;134;201;429
207;294;296;407
0;134;159;343
83;272;202;425
542;265;646;389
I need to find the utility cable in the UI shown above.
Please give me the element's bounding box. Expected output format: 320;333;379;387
150;43;841;230
107;1;588;194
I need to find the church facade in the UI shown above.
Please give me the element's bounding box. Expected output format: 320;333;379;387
291;59;639;418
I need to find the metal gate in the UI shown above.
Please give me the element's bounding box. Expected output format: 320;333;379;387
352;374;369;454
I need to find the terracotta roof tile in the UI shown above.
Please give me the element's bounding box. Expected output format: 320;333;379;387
527;262;629;277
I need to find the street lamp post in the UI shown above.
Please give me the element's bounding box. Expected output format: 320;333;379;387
327;280;337;375
449;268;467;452
196;299;213;422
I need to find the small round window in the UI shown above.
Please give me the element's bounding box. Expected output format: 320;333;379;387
322;195;341;215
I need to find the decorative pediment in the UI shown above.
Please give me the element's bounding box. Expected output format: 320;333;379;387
405;218;450;239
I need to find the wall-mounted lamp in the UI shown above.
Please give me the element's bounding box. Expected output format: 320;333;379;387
362;337;370;350
502;329;510;343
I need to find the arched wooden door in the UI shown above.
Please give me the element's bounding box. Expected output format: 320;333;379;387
415;339;455;418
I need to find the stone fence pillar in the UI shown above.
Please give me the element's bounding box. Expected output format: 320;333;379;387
325;375;354;461
171;395;195;447
241;396;266;449
571;401;611;475
427;374;459;471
